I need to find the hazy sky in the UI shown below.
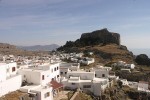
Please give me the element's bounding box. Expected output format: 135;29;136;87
0;0;150;48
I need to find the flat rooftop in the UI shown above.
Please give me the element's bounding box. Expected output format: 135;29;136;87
20;68;44;72
20;85;41;90
93;78;108;82
31;85;52;92
67;71;94;74
0;63;6;65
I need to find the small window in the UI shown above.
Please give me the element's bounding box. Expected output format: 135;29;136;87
57;67;59;70
72;83;75;85
44;92;50;98
52;78;54;81
95;74;97;77
83;85;91;88
102;74;105;77
54;68;56;71
42;75;45;80
65;72;67;74
60;72;63;75
51;69;53;73
12;67;16;72
57;75;59;78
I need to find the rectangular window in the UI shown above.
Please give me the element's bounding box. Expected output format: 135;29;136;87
102;74;105;77
60;72;63;75
65;72;67;74
12;67;16;72
51;78;54;81
57;75;59;78
42;75;45;80
44;92;50;98
83;85;91;88
95;74;97;77
72;83;75;85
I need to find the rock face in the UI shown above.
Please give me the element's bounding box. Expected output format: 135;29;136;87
119;45;128;50
58;28;121;51
80;28;120;45
135;54;150;66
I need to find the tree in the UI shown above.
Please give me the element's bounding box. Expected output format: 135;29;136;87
117;80;123;88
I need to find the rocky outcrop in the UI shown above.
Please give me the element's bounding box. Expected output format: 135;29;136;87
80;28;120;45
57;28;134;63
135;54;150;66
119;45;128;50
58;28;121;51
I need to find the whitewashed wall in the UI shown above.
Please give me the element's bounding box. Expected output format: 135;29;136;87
67;72;95;80
0;75;22;97
6;62;17;78
0;64;7;82
95;69;109;78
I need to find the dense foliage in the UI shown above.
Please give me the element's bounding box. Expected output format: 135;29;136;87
135;54;150;66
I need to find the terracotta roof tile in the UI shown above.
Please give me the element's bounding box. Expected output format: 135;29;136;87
50;80;63;90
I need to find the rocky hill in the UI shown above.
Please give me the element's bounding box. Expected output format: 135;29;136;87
58;28;120;50
58;28;134;63
80;28;120;45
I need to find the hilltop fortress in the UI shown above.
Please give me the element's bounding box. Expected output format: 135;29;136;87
80;28;120;46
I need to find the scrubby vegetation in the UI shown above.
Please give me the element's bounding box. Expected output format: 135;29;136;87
115;66;150;84
74;92;93;100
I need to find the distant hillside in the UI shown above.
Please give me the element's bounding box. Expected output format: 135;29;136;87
0;43;29;55
0;43;49;56
18;44;59;51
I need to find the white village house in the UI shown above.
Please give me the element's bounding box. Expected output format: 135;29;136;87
112;61;135;69
0;62;22;97
18;62;60;100
61;70;110;96
79;57;95;65
59;62;80;76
